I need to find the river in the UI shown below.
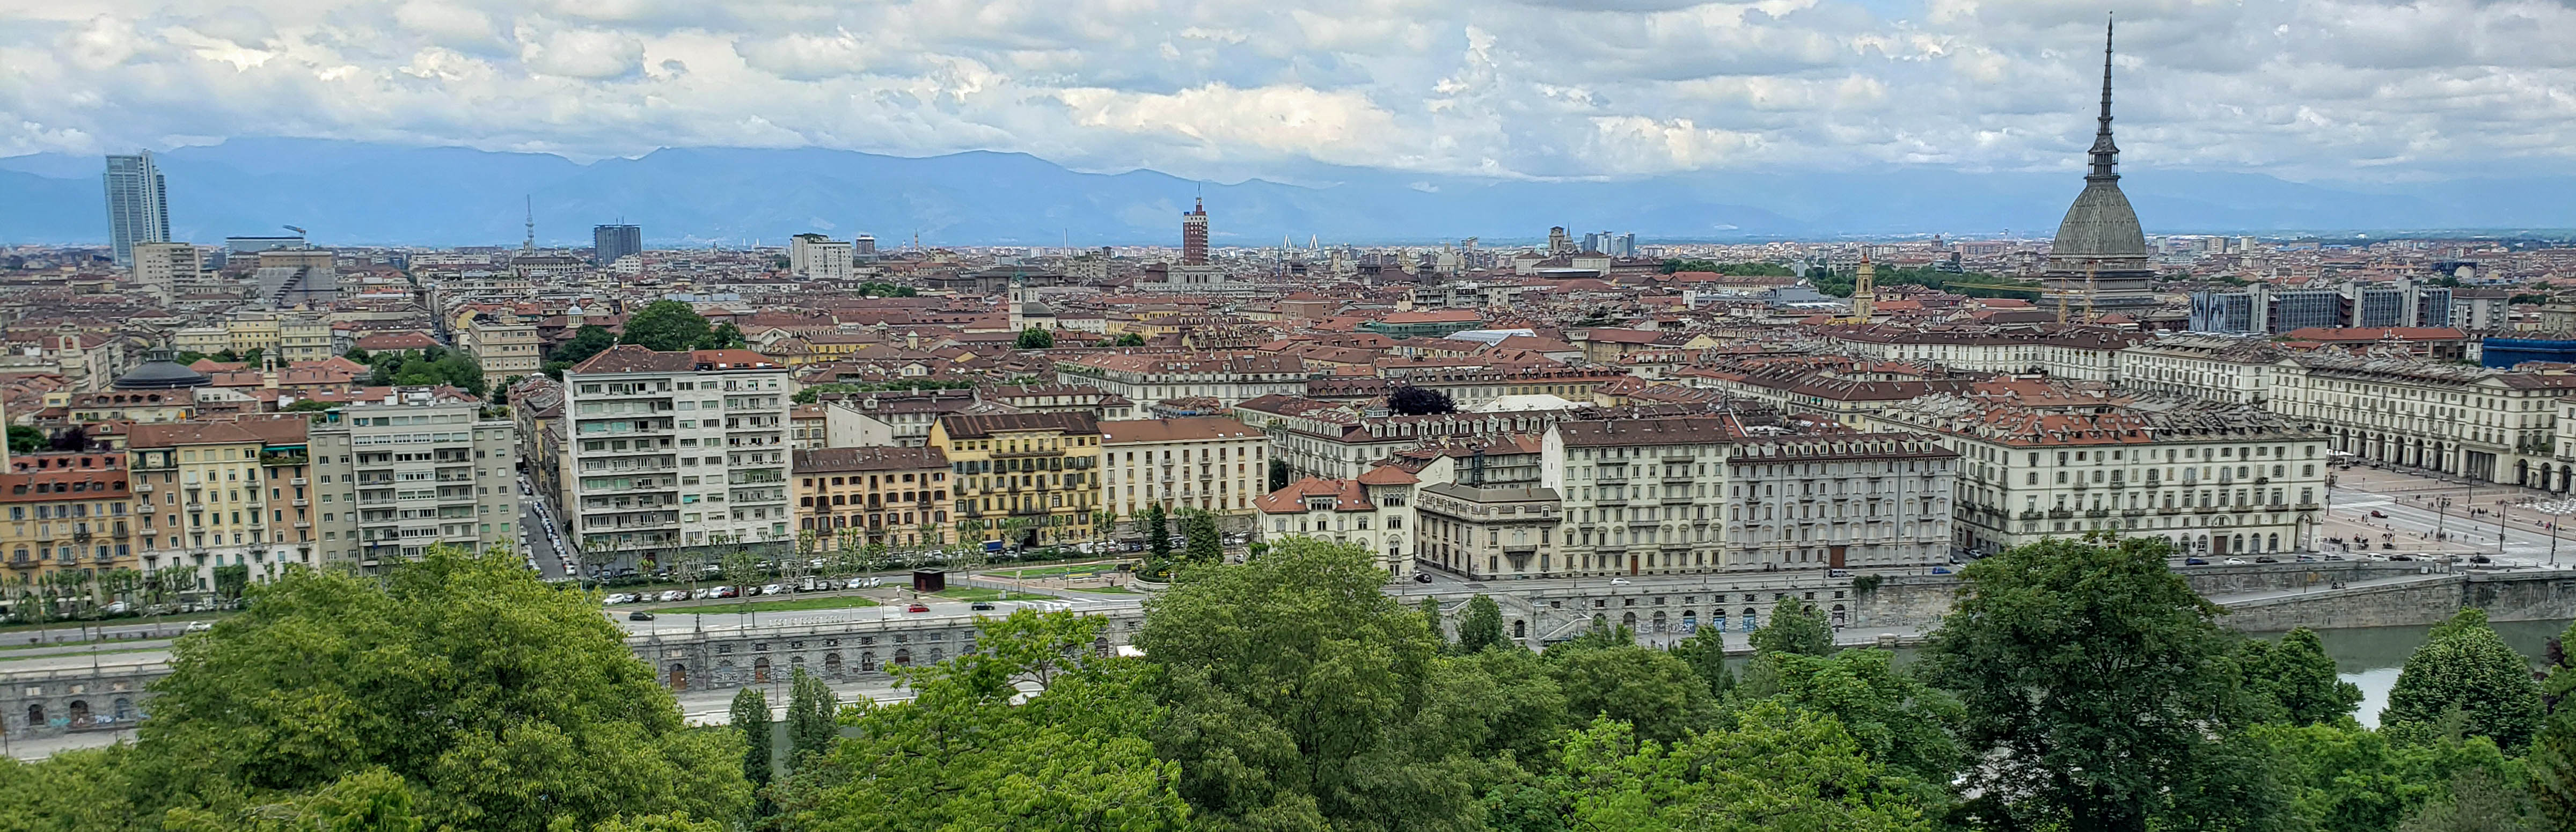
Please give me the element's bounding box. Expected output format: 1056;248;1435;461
2263;619;2572;728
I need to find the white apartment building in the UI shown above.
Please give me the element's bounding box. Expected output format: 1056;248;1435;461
1253;468;1418;578
1098;417;1267;531
1416;483;1562;580
789;234;855;280
2117;335;2284;404
1722;434;1958;572
1542;417;1740;578
2265;354;2576;486
1882;395;2328;558
560;347;794;565
1825;326;2142;382
308;389;518;571
1055;352;1309;408
130;242;202;301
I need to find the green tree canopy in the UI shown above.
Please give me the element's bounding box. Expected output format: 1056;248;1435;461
551;324;617;365
1179;508;1221;563
1748;595;1834;656
618;301;714;352
1921;534;2280;831
2244;626;2365;726
1113;332;1147;346
5;425;42;454
1457;594;1505;654
786;669;838;769
1740;649;1966;789
1136;537;1477;830
128;545;750;830
1545;703;1940;831
1015;327;1055;349
774;609;1189;831
1546;641;1712;745
2384;608;2543;749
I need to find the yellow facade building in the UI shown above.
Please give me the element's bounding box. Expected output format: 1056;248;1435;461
928;412;1101;549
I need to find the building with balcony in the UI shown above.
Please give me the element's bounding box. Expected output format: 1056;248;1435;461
793;446;950;550
1879;394;2324;558
561;347;793;565
1416;482;1560;580
126;419;311;596
308;389;517;571
1253;468;1418;578
1098;417;1266;532
928;412;1102;549
0;453;141;583
460;311;543;391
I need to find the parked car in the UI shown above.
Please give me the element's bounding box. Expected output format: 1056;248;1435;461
662;590;687;602
2469;554;2493;564
627;611;655;621
1930;566;1952;574
2184;557;2209;565
761;584;784;596
2253;556;2279;563
1609;578;1631;585
184;621;213;633
2390;554;2416;561
1413;573;1433;583
906;603;931;612
969;602;996;611
2224;558;2248;565
712;586;736;598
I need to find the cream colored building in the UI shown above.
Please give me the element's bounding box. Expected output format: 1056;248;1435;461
307;389;520;572
130;242;202;301
461;312;543;390
1098;417;1267;531
560;346;795;563
1254;468;1418;577
278;312;334;363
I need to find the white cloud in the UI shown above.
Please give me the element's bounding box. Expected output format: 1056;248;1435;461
2;0;2574;183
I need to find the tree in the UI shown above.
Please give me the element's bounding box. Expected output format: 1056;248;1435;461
1419;596;1447;648
1267;458;1290;492
2396;768;2543;832
5;425;41;454
731;688;773;791
282;399;336;413
1179;508;1221;563
1014;327;1055;349
1136;537;1475;829
2384;608;2542;749
1546;641;1711;745
1748;595;1833;656
2242;626;2363;726
618;302;714;352
721;550;764;619
786;668;838;769
1458;594;1505;654
1746;649;1968;789
699;322;747;351
551;324;617;365
1668;623;1734;698
131;545;749;830
1141;503;1169;565
1112;332;1146;347
1921;534;2282;832
1387;384;1456;415
772;610;1188;830
1547;703;1940;831
47;425;87;452
2534;621;2576;828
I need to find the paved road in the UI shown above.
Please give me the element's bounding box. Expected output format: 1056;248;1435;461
2328;483;2576;567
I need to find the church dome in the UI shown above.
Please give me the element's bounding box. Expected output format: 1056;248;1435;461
114;356;211;390
2051;180;2148;258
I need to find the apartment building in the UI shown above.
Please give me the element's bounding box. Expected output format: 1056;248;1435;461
2117;335;2284;404
307;390;518;571
1098;417;1267;531
460;311;543;390
1541;417;1743;578
928;412;1102;549
2266;354;2576;486
127;418;316;595
1722;434;1958;572
1881;395;2326;557
560;347;794;564
793;446;952;549
1416;482;1561;580
789;234;855;280
1823;325;2143;382
130;242;202;301
1253;468;1418;577
1053;352;1309;407
818;389;984;447
0;453;142;581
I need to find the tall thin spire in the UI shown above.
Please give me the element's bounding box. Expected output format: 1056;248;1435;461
2087;13;2120;182
522;194;535;252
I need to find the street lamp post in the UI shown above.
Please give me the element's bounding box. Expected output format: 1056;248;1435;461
2436;496;2452;547
2499;499;2513;559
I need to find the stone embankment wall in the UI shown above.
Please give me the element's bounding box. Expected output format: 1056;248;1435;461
1851;561;2576;635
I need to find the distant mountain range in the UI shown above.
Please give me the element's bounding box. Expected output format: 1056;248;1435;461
4;138;2575;247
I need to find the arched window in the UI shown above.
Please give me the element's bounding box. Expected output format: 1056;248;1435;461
753;656;772;683
823;653;843;677
892;648;913;666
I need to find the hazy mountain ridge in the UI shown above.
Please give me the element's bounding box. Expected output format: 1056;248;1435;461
4;138;2574;247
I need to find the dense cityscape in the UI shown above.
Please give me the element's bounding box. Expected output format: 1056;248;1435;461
5;14;2576;832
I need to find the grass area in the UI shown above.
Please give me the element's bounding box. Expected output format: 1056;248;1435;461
1067;586;1137;595
650;595;882;615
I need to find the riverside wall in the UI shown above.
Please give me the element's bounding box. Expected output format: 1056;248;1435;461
1851;562;2576;634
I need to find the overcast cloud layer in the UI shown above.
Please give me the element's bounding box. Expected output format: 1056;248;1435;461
4;0;2573;185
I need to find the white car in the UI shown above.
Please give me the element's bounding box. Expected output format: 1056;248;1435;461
1609;578;1632;586
184;621;213;633
761;584;784;596
2224;558;2248;565
845;577;867;589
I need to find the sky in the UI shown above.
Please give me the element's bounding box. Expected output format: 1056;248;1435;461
4;0;2574;187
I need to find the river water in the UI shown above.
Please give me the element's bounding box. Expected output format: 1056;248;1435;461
2265;619;2572;728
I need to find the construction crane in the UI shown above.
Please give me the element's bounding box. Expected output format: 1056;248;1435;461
282;225;306;236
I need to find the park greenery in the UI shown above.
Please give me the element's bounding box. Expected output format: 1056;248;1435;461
1809;264;2045;301
358;345;487;397
4;534;2575;831
1658;259;1797;276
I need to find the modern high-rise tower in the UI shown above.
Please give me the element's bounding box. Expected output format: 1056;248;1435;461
592;224;642;265
2040;17;2157;315
103;151;170;268
1181;197;1209;265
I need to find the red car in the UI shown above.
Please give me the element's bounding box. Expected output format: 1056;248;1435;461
906;603;931;612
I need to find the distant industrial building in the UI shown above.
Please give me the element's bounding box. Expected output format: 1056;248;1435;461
2188;280;2449;335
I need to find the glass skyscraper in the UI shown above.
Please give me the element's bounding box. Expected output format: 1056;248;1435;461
103;151;169;267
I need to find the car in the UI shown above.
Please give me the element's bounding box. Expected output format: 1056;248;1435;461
2469;554;2493;564
713;586;735;598
2295;554;2318;563
1413;573;1433;583
906;603;931;612
2369;510;2388;518
2253;556;2279;563
1608;578;1631;585
762;584;784;596
660;590;684;602
628;611;656;621
184;621;213;633
969;602;997;611
2224;558;2248;565
2184;557;2209;565
845;577;867;589
2390;554;2416;561
1930;566;1952;574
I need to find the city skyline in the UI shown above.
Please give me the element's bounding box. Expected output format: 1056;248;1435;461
5;1;2575;191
